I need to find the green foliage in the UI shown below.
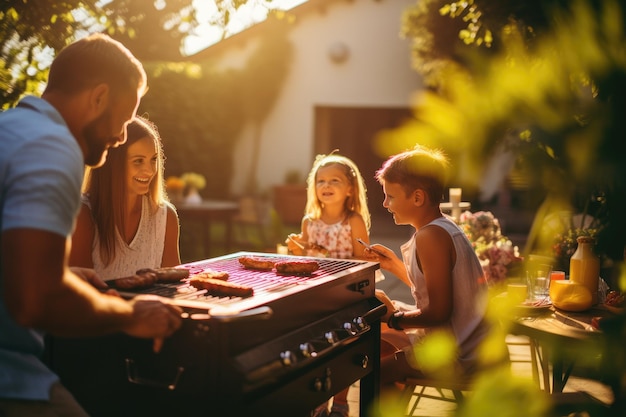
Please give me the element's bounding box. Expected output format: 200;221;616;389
139;62;244;199
0;0;279;109
0;0;198;108
2;2;291;201
0;0;89;108
138;17;293;199
394;0;626;261
457;369;550;417
102;0;197;61
401;0;572;89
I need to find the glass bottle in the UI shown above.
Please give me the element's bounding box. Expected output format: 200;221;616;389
569;236;600;304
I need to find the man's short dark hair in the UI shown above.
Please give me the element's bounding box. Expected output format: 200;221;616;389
45;33;147;97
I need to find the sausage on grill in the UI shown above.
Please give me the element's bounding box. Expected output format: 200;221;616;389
238;256;276;271
111;271;158;290
275;260;320;275
192;269;230;281
136;267;190;282
189;277;254;298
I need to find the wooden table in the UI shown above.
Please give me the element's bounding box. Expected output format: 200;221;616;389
176;200;239;258
509;304;611;394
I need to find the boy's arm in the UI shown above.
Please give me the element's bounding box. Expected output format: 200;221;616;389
411;225;454;325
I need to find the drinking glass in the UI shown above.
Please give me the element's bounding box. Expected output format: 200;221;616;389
528;264;552;299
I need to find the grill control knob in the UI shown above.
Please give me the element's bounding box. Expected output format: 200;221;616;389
343;322;358;335
353;316;366;330
325;331;338;344
300;342;316;358
280;350;296;367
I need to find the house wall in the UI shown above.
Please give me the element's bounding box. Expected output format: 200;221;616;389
212;0;422;195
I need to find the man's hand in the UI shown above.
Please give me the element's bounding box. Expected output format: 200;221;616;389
70;266;106;289
123;295;183;352
70;266;119;296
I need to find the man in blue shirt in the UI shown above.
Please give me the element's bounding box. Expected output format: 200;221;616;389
0;33;182;416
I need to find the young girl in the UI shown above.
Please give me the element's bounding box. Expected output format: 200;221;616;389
287;152;371;417
286;152;371;260
70;116;181;280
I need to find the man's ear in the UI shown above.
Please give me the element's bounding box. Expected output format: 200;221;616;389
89;83;110;115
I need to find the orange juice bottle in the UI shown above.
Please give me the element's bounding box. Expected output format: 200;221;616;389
569;236;600;304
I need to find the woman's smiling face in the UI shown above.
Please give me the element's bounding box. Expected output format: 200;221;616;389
126;136;157;197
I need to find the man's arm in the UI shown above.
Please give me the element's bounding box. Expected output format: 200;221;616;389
2;228;181;339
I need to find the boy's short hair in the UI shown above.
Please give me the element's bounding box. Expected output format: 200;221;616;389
375;145;450;204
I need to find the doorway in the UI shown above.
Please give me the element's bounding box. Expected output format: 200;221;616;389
313;105;414;233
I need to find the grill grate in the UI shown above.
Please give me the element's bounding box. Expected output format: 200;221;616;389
131;254;364;307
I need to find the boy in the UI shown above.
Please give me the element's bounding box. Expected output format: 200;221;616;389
368;145;492;388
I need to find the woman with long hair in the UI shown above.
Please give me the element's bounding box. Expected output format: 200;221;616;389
70;115;180;280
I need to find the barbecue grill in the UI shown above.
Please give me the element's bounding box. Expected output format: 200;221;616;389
44;252;386;417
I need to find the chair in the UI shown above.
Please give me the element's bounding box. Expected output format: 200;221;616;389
400;375;473;417
400;335;547;417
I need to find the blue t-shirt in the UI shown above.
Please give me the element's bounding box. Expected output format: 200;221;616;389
0;96;83;400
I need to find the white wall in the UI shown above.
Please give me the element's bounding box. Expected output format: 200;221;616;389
214;0;422;195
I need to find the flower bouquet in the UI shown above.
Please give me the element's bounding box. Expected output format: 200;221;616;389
179;172;206;204
180;172;206;191
459;210;523;285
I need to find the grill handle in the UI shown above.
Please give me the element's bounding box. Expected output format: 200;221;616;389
125;358;184;391
210;305;273;323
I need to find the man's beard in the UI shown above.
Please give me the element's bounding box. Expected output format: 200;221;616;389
82;109;116;167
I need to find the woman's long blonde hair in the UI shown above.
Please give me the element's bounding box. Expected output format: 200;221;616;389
305;151;371;231
82;115;167;266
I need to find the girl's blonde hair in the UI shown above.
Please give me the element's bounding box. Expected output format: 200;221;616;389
305;152;371;231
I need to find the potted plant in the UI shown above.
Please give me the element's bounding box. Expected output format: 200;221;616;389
180;172;206;205
272;169;307;225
